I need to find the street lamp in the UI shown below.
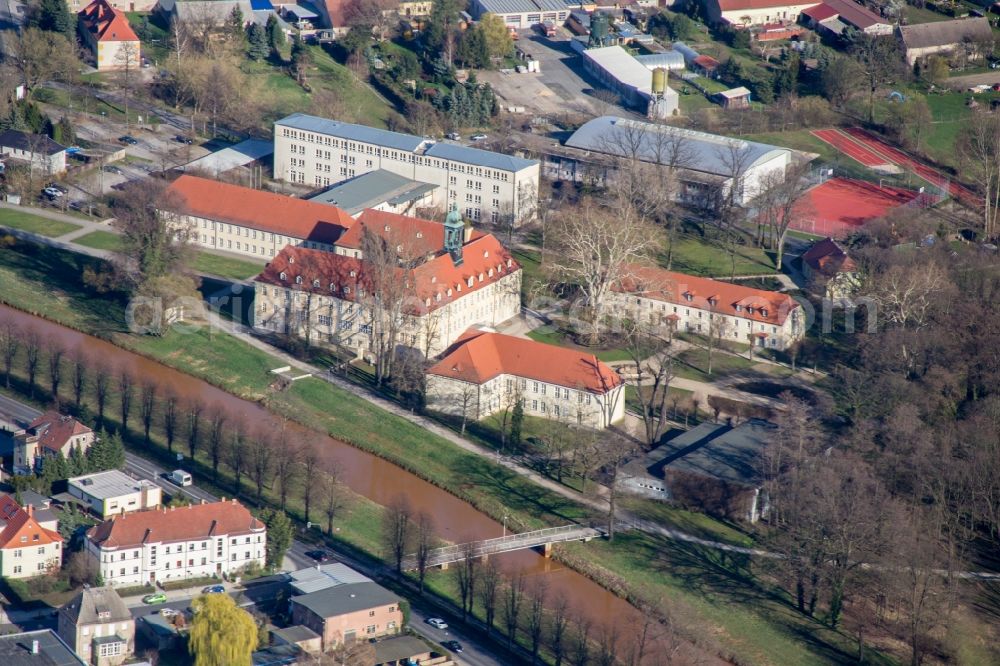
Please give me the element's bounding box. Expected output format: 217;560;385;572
502;512;509;539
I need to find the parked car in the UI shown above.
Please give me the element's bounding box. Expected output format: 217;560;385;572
118;135;138;145
470;133;487;141
142;593;168;605
170;469;192;486
175;135;194;144
102;165;124;175
446;132;460;140
46;182;68;194
202;584;226;594
68;200;87;212
442;640;463;653
305;550;330;563
159;608;180;618
42;187;63;199
425;617;448;630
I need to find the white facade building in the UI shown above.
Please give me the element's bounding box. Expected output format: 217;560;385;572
85;500;266;587
273;113;540;225
68;470;163;520
470;0;569;29
610;265;804;350
426;329;626;428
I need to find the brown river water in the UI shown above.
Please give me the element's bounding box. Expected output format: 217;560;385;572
0;303;721;664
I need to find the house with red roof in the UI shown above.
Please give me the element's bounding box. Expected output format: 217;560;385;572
0;505;63;579
426;329;625;429
700;0;820;27
162;175;357;261
13;412;94;475
800;0;892;36
252;208;522;360
85;499;266;586
78;0;141;72
800;237;859;299
610;265;804;350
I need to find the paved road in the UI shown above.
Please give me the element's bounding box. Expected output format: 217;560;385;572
0;392;40;430
944;71;1000;90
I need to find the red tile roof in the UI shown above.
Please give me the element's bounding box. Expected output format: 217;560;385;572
801;237;857;274
815;0;887;29
693;54;721;70
0;506;62;549
427;330;622;394
164;175;355;246
613;265;801;326
336;209;463;258
87;500;264;549
28;412;92;455
0;495;21;522
255;233;520;315
322;0;348;27
78;0;140;43
801;3;839;20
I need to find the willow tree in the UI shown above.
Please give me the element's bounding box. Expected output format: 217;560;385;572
189;594;257;666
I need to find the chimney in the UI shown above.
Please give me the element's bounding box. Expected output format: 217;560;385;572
31;640;39;654
25;504;33;519
464;221;473;244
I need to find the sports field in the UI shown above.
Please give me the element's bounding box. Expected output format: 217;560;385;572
791;177;923;237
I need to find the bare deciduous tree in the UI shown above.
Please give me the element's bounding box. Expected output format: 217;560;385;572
957;109;1000;239
139;382;157;445
501;571;526;650
454;541;478;622
0;319;20;389
46;342;64;403
382;494;413;573
623;320;676;446
414;511;435;594
118;369;134;435
163;390;178;453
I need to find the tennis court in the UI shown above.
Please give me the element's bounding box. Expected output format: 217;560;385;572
791;177;924;237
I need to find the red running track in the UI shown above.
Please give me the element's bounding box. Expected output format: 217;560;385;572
810;129;889;168
844;128;980;206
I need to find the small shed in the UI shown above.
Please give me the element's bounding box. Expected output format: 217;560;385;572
717;86;751;109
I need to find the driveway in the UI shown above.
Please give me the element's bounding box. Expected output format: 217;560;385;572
944;71;1000;90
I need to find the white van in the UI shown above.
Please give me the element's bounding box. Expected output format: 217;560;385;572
170;470;193;487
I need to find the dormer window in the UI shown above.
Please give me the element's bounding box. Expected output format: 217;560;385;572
416;232;423;239
478;273;484;282
295;276;303;284
343;286;351;294
506;259;512;267
384;224;391;231
488;268;494;277
735;304;742;312
467;277;474;287
425;298;431;306
279;272;287;281
684;293;693;302
447;288;453;296
761;308;768;317
312;279;320;288
708;297;717;307
746;306;754;315
288;256;295;264
431;276;437;283
329;283;336;291
435;292;442;302
349;270;357;278
484;250;489;258
396;244;403;252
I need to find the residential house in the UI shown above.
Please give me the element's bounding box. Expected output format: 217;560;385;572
68;470;163;519
699;0;820;27
800;0;893;36
0;130;67;175
800;237;859;299
253;207;522;360
0;505;63;579
155;0;254;28
426;329;625;429
290;581;403;648
897;17;994;66
273;113;540;225
78;0;141;72
85;499;266;586
161;174;357;261
13;412;94;475
557;116;792;205
609;265;804;350
396;0;433;17
620;419;776;522
0;492;58;532
0;630;85;664
57;586;135;666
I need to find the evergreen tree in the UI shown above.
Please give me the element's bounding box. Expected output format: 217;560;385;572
226;6;246;47
87;430;125;471
260;509;294;569
41;452;69;485
69;443;88;476
52;116;74;145
246;23;268;61
265;14;285;57
21;102;47;134
510;401;524;448
36;0;74;36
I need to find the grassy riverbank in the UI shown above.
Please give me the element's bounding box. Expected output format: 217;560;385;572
0;239;885;664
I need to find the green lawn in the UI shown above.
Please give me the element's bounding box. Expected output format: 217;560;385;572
901;4;952;23
74;232;264;280
666;234;778;278
692;76;729;95
923;91;1000;166
0;208;80;237
674;346;756;382
525;326;632;363
0;238;897;665
33;86;152;125
74;230;121;251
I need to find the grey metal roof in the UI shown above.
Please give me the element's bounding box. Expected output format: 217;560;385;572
634;52;686;70
291;582;399;619
635;419;775;486
277;113;538;173
565;116;789;178
307;169;438;214
423;141;538;172
276;113;424;153
272;625;320;645
180;138;273;175
289;562;371;595
474;0;568;14
0;630;85;665
898;16;992;49
68;469;158;501
373;636;434;664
